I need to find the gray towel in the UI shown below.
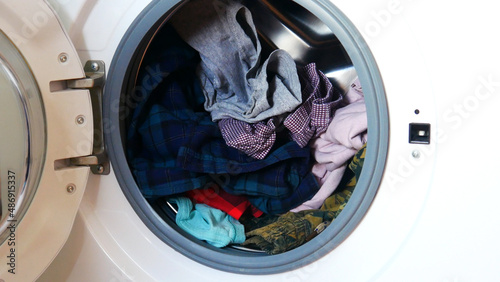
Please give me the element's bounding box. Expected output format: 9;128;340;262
171;0;302;122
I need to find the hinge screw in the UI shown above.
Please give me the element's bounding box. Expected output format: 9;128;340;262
96;165;104;174
90;62;100;71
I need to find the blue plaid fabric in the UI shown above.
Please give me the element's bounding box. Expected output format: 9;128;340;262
127;26;319;214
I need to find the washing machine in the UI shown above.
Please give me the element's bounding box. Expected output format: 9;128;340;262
0;0;500;281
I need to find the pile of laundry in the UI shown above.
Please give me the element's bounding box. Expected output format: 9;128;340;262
126;0;367;254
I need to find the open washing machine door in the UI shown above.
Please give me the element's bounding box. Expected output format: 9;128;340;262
0;0;98;280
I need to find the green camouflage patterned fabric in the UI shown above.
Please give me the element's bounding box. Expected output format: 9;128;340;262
241;143;366;254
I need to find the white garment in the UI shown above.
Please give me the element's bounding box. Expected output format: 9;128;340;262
291;78;367;212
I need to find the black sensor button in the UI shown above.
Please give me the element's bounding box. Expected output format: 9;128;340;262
409;123;431;144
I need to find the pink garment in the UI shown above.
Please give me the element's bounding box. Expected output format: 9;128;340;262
291;78;367;212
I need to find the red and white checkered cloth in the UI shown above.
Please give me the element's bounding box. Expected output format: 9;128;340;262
284;63;343;147
218;63;343;159
218;118;277;159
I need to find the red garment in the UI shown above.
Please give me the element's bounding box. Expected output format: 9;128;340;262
186;187;263;220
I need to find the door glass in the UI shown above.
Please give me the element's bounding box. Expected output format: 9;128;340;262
0;31;46;243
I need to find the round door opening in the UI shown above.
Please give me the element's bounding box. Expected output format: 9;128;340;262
104;0;388;274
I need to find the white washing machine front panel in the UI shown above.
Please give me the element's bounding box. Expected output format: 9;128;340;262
35;0;500;281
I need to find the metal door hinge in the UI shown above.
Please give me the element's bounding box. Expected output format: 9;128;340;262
67;60;110;175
